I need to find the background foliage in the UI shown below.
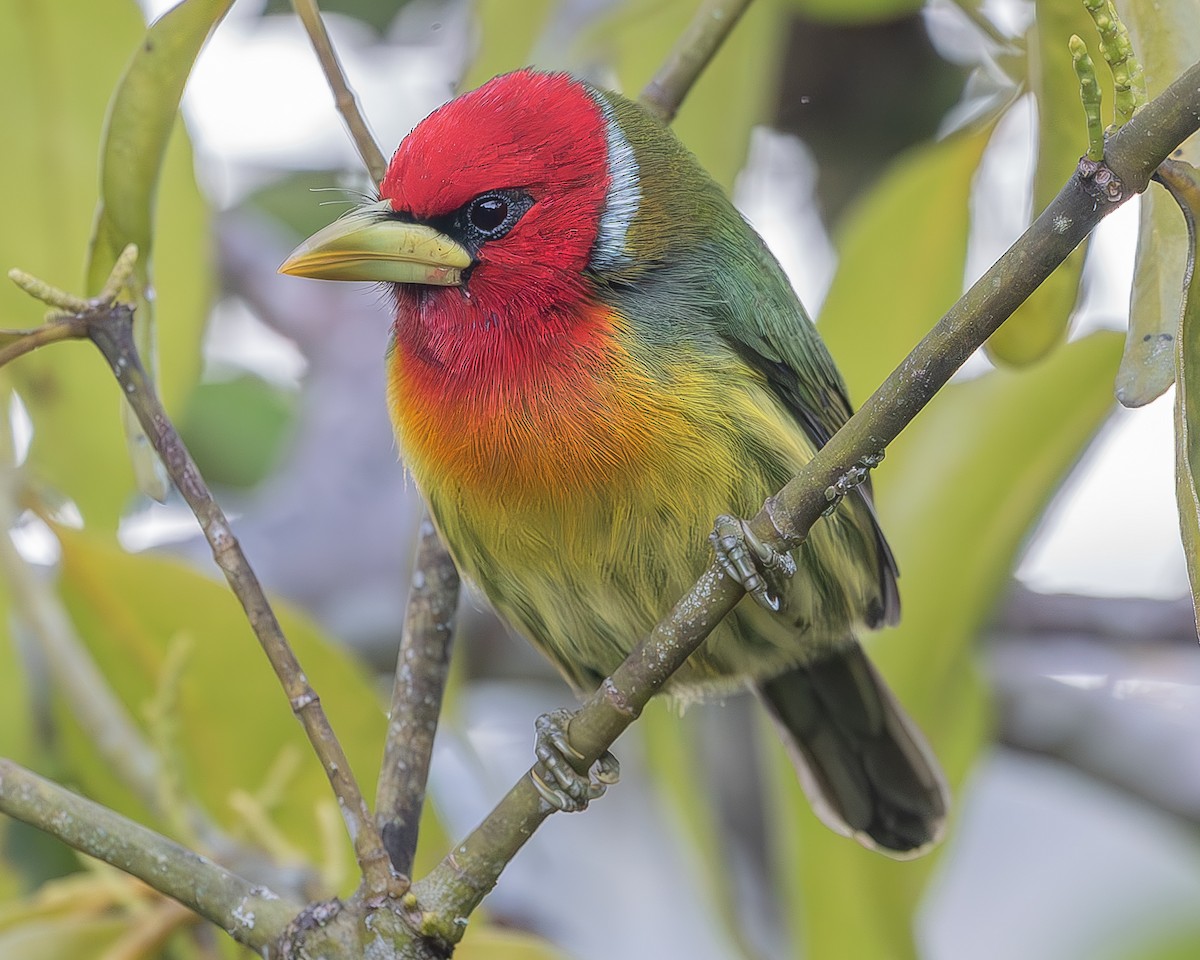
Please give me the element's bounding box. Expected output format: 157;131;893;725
0;0;1197;958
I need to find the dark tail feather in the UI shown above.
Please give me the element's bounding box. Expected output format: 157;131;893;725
755;644;948;859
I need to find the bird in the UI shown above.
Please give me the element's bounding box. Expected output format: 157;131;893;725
280;68;948;858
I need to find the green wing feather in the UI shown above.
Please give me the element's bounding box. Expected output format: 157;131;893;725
594;88;899;625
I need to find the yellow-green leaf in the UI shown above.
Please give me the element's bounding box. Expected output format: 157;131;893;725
1116;0;1200;407
0;916;128;960
53;527;396;894
639;702;755;959
588;0;786;191
768;331;1122;957
782;0;923;22
0;0;210;529
986;0;1101;365
456;924;572;960
462;0;560;92
820;124;994;398
1165;161;1200;632
87;0;233;502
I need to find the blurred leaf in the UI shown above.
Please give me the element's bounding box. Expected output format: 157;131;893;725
0;586;25;764
86;0;233;502
0;915;128;960
820;123;994;396
1166;161;1200;632
0;537;27;902
53;527;391;894
639;702;755;960
986;0;1101;365
247;170;366;241
0;0;209;528
1117;927;1200;960
264;0;412;34
768;331;1122;957
462;0;560;92
1120;188;1186;406
456;924;572;960
179;376;296;489
587;0;786;191
782;0;923;22
1117;0;1200;407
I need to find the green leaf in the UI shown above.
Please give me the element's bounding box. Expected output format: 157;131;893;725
0;0;211;528
87;0;233;503
767;331;1123;957
462;0;560;93
0;916;128;960
1114;927;1200;960
179;376;296;489
639;703;756;960
819;123;994;398
986;0;1099;365
1116;0;1200;407
1120;188;1187;406
582;0;786;192
0;579;25;765
1166;162;1200;633
263;0;412;34
53;527;391;894
782;0;923;22
456;925;573;960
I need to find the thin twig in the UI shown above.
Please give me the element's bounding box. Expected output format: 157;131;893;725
0;316;88;365
291;0;388;183
83;304;399;899
410;58;1200;943
0;758;300;950
376;513;460;878
640;0;757;123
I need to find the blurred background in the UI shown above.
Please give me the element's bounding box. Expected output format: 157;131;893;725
2;0;1200;958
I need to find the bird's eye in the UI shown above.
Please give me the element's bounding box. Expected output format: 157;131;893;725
468;195;511;236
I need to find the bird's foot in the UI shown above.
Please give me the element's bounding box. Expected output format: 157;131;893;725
530;709;620;812
710;514;796;613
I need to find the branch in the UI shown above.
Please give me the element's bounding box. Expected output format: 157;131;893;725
639;0;756;123
376;514;460;877
84;307;400;899
291;0;388;183
0;758;300;951
5;257;399;899
410;59;1200;936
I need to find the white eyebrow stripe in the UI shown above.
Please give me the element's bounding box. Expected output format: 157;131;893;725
591;96;641;271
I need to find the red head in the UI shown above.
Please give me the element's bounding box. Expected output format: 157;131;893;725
379;70;623;311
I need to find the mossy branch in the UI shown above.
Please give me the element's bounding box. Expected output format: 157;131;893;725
0;758;300;951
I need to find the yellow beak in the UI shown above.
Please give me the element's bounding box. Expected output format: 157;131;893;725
278;199;471;286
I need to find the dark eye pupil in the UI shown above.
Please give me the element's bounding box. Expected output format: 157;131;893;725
470;197;509;234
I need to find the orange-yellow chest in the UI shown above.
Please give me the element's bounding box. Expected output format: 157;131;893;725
387;305;683;508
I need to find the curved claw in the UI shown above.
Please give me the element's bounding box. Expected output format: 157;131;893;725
531;709;619;812
594;750;620;785
709;515;796;613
